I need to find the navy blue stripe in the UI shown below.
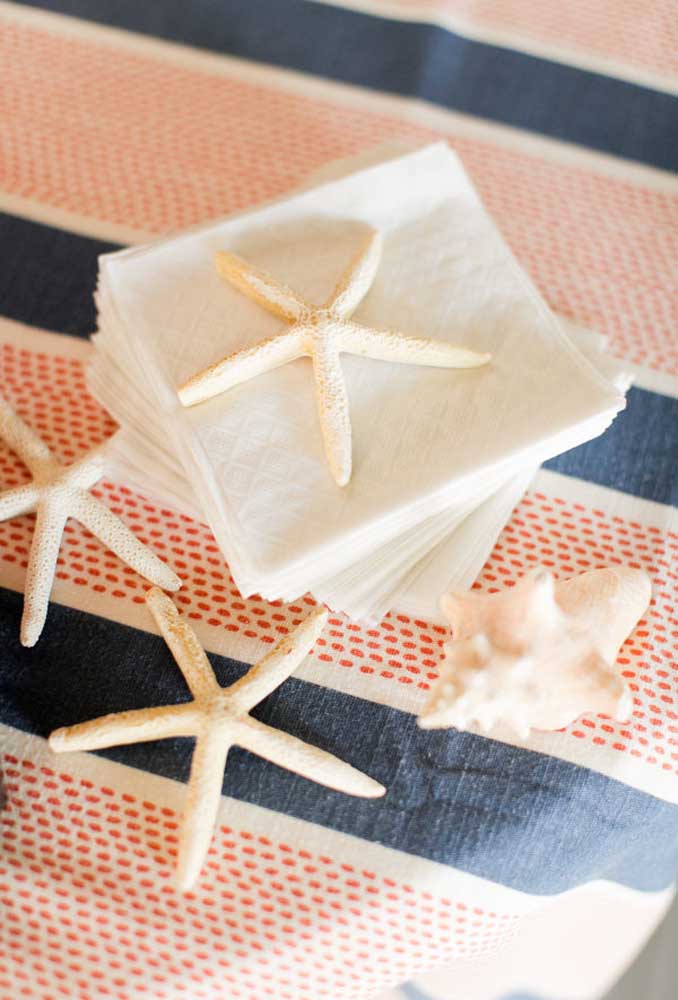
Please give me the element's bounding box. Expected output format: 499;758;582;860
16;0;678;170
0;212;116;338
545;387;678;506
0;210;674;506
2;591;677;894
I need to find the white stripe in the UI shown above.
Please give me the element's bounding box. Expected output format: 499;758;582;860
0;191;149;245
533;467;678;528
310;0;678;97
618;358;678;398
0;316;92;359
0;0;676;193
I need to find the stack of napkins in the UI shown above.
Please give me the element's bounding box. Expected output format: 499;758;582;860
89;143;627;621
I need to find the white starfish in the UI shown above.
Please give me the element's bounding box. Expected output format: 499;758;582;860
178;229;490;486
0;395;181;646
50;590;385;890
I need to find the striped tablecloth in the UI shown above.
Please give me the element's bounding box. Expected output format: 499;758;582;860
0;3;676;1000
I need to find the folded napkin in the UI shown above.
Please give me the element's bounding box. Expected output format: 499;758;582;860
91;143;624;616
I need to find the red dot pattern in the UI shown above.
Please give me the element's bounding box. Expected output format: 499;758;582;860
371;0;678;79
1;341;677;780
1;18;676;373
0;754;519;1000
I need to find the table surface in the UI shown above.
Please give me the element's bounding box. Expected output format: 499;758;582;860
0;3;676;1000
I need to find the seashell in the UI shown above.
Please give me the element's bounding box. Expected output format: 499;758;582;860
418;567;651;738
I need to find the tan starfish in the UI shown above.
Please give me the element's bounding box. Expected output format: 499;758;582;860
0;396;180;646
50;590;385;890
178;229;490;485
418;568;651;737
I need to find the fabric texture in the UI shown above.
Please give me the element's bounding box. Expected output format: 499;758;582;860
0;2;676;1000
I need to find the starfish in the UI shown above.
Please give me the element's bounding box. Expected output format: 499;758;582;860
50;590;385;890
0;395;181;646
418;568;651;737
178;229;490;486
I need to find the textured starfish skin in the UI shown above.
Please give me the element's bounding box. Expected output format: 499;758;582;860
179;230;490;485
0;395;181;646
50;591;385;890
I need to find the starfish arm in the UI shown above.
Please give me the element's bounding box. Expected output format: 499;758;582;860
0;483;39;521
70;492;181;592
339;322;491;368
228;606;328;713
49;703;199;753
178;327;306;407
20;499;67;647
0;395;58;476
215;250;309;322
326;229;382;318
145;587;220;702
176;725;231;891
237;717;385;798
312;338;352;487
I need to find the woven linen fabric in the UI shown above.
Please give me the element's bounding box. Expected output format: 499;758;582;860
0;3;676;1000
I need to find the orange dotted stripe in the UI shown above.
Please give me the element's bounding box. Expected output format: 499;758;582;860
0;753;518;1000
1;18;676;373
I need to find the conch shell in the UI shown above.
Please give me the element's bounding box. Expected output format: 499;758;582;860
418;567;651;738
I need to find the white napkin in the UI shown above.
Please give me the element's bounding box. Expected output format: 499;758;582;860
91;143;624;613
